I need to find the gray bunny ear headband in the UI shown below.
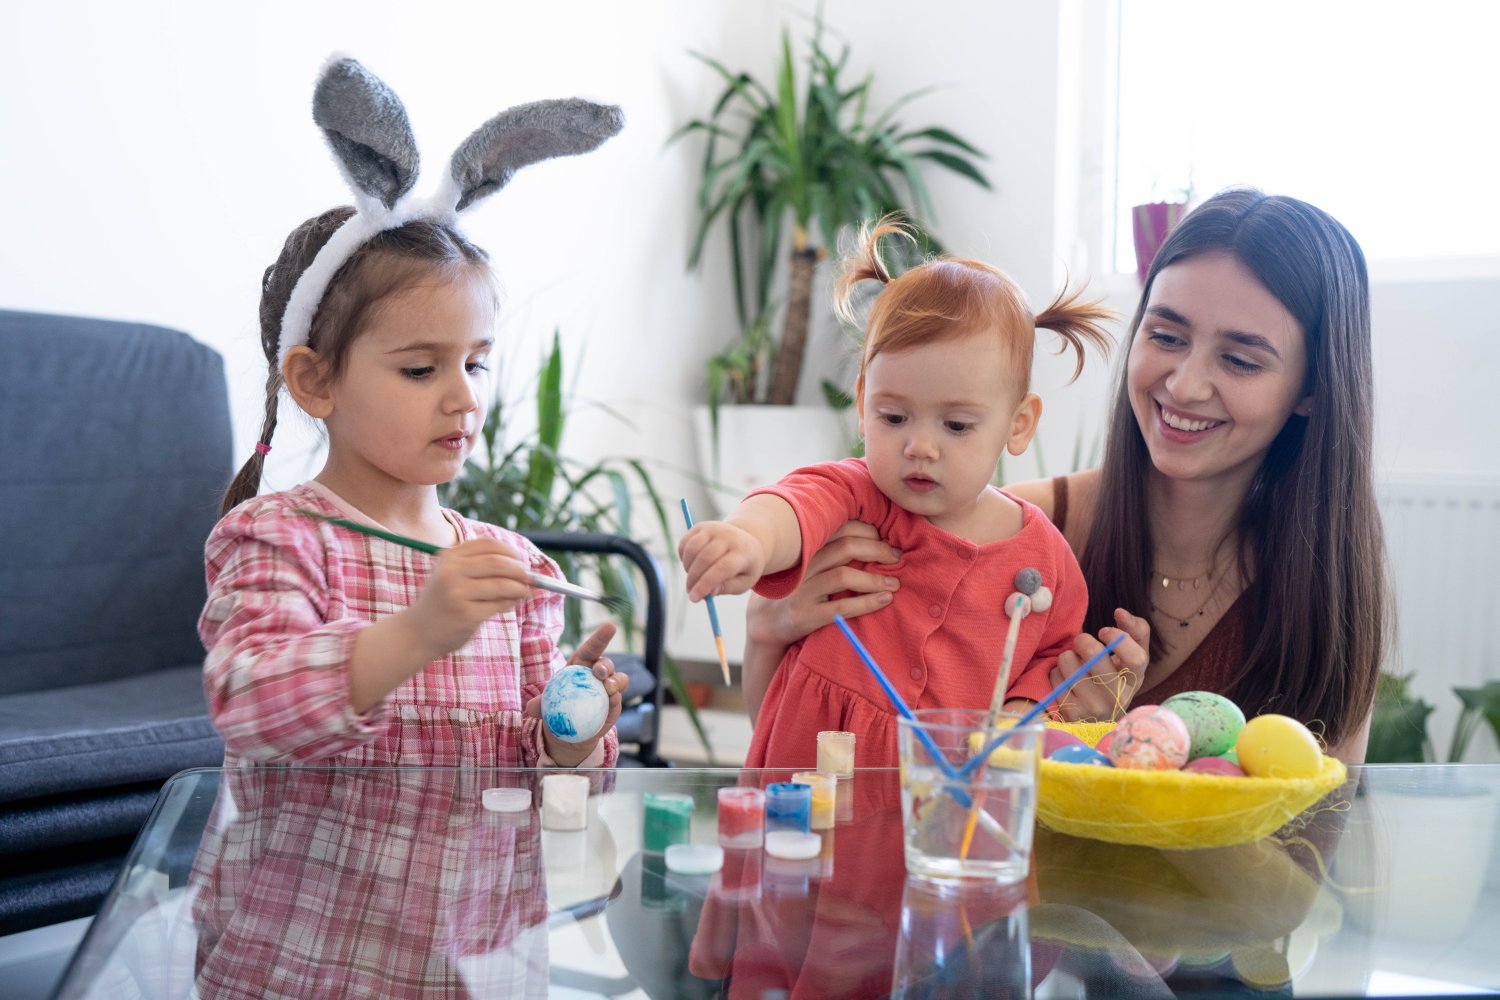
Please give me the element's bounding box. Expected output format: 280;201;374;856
277;55;624;367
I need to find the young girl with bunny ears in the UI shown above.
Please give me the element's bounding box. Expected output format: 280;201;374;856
679;216;1149;770
200;57;627;769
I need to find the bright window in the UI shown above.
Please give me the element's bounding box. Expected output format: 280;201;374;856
1113;0;1500;271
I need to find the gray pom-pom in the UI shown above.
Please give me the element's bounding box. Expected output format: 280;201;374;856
1014;567;1042;595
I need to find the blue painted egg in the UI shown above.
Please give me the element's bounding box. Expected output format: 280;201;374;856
542;665;610;743
1049;744;1114;767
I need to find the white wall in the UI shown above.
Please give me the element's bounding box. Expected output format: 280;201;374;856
4;2;1497;729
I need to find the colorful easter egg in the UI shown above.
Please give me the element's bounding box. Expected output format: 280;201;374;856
1044;727;1087;757
1183;755;1247;777
1161;691;1246;759
1236;714;1323;778
1050;744;1113;767
1107;705;1191;770
1094;729;1116;756
541;664;610;743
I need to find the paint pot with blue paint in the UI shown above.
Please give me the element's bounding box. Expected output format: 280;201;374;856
541;664;610;743
765;782;813;834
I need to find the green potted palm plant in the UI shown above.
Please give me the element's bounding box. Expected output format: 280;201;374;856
444;330;711;759
1366;672;1500;764
674;15;991;510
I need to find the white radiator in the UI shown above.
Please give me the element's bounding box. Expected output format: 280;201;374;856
1376;475;1500;762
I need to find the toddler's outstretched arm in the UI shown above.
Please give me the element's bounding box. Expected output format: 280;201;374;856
678;494;801;602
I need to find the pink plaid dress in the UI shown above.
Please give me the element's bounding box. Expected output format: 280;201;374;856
199;482;617;768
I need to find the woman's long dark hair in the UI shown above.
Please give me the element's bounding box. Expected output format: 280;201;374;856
1080;188;1389;746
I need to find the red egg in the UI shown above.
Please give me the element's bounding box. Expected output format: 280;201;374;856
1094;729;1116;756
1183;756;1247;777
1044;727;1087;757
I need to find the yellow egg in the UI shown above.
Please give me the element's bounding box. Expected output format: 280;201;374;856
1235;714;1323;778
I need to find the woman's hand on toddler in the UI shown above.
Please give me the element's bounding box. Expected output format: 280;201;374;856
747;520;901;647
407;538;533;661
679;522;767;601
1049;608;1150;722
526;622;629;767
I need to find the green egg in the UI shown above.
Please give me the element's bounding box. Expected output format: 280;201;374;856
1161;691;1245;759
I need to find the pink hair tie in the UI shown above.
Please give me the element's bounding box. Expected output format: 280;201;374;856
254;442;272;456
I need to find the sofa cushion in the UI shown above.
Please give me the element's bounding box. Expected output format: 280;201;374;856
0;310;232;696
0;665;224;803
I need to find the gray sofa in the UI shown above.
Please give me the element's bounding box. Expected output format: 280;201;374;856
0;310;230;934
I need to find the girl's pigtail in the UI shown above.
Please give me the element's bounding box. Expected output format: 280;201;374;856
834;213;913;325
1035;285;1117;383
219;213;346;516
220;368;281;515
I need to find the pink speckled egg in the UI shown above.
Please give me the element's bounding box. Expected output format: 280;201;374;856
1107;705;1191;770
1044;728;1087;757
1183;756;1247;777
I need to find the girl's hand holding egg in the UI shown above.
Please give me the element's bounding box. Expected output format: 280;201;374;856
527;623;628;766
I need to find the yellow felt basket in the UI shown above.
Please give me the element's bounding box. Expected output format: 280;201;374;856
1036;722;1348;849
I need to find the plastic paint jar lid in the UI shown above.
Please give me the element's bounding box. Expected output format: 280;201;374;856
482;787;532;813
665;843;725;875
764;830;821;860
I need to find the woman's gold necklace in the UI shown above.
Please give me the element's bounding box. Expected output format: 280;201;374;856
1149;557;1228;628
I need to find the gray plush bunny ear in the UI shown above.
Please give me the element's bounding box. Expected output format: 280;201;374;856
313;57;420;211
449;98;623;212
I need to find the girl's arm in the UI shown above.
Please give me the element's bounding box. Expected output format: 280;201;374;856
348;537;532;713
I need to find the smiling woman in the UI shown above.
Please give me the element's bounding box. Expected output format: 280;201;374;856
1078;189;1388;758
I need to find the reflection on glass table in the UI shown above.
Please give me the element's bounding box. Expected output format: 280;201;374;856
51;764;1500;999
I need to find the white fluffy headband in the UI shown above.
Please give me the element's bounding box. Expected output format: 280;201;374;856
276;55;624;369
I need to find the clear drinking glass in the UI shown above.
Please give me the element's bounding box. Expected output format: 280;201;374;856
896;707;1043;882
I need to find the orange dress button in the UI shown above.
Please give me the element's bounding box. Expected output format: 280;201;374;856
928;604;942;618
909;668;923;682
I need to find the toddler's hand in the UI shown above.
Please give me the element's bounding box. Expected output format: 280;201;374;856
679;521;766;601
1049;608;1150;722
527;622;630;767
408;538;532;660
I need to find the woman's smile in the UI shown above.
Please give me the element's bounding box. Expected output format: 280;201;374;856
1155;400;1226;441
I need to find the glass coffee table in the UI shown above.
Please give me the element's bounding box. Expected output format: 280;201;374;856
50;763;1500;998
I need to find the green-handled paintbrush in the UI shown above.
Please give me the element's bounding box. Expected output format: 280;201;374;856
295;509;630;614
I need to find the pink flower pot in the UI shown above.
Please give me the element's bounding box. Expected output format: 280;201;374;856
1132;201;1187;285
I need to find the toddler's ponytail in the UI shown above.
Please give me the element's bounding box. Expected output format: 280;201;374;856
834;214;917;326
1035;285;1115;383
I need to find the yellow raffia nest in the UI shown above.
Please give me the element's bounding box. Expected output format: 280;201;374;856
1036;721;1347;849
